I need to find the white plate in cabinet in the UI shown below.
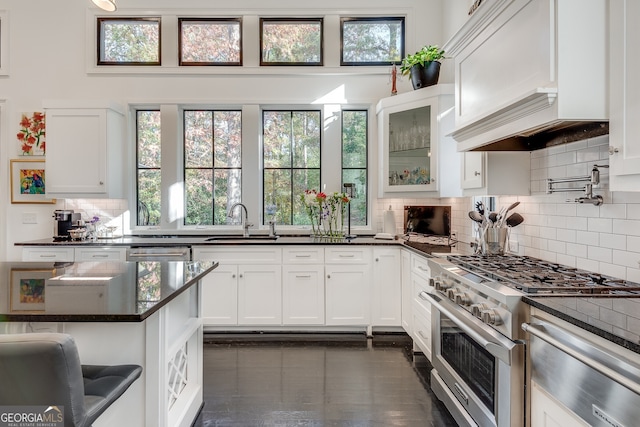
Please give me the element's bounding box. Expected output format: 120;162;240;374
22;247;74;262
192;246;281;264
282;247;324;264
324;247;371;264
74;247;126;262
282;265;325;325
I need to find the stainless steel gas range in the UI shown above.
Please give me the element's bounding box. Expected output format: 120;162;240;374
423;254;640;427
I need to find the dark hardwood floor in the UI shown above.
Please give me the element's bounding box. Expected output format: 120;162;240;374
193;333;458;426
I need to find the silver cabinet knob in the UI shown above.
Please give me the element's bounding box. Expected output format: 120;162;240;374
474;171;481;176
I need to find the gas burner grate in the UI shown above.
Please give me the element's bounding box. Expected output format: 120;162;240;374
447;255;640;295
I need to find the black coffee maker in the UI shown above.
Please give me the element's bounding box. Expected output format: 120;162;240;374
53;209;81;241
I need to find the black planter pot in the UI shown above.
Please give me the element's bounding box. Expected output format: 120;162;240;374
410;61;441;90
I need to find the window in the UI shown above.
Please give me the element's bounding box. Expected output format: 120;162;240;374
260;18;323;65
98;18;161;65
342;110;368;225
263;110;321;225
136;110;162;226
179;18;242;66
184;110;242;225
340;17;404;66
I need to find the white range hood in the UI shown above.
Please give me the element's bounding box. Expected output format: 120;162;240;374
443;0;608;151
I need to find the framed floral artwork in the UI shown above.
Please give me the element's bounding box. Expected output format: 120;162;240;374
10;268;56;312
10;158;56;204
17;111;46;156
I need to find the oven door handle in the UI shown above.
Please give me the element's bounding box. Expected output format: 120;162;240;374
422;291;516;365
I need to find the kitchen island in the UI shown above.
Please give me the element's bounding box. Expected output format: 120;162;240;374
0;260;218;427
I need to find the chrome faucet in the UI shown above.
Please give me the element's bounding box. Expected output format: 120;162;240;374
228;203;252;237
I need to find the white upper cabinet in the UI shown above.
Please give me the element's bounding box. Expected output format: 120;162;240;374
44;101;125;198
444;0;608;151
377;84;461;198
461;151;530;195
609;0;640;190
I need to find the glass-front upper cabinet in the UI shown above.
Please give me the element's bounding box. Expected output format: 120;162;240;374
376;85;457;196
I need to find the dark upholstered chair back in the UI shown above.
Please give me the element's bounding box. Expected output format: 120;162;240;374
0;333;141;427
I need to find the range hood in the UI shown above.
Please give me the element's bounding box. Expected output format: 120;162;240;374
444;0;608;152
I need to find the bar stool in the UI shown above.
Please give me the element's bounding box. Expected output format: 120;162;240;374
0;333;142;427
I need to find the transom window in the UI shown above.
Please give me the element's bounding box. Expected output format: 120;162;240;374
184;110;242;225
179;18;242;66
263;110;321;225
340;17;404;65
260;18;323;66
98;18;161;65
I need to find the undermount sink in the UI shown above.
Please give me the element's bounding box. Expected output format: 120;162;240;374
205;235;279;241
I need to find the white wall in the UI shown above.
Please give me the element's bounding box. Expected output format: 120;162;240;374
0;0;446;260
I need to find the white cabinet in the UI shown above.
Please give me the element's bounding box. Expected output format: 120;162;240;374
609;0;640;191
371;248;401;326
400;249;412;335
461;151;530;195
444;0;608;151
282;265;325;325
324;247;371;326
530;381;589;427
376;84;461;198
238;265;282;325
74;247;127;262
44;101;125;198
22;247;75;262
410;253;433;360
192;246;282;327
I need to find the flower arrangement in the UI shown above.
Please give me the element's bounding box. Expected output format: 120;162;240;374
17;112;46;156
300;189;350;239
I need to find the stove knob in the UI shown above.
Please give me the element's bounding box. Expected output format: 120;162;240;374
481;309;503;326
446;288;457;300
436;280;452;291
455;292;471;306
470;303;488;318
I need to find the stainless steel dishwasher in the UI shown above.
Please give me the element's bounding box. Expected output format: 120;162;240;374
126;246;191;261
523;318;640;427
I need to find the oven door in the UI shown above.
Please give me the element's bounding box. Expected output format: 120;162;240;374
422;290;525;427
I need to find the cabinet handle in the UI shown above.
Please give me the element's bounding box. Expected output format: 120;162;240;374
474;171;481;176
338;254;355;258
417;266;429;272
39;254;57;258
99;181;104;185
609;146;619;155
417;330;430;341
295;254;311;258
239;274;243;278
91;254;109;258
295;275;312;278
232;274;236;279
375;258;379;262
327;274;331;279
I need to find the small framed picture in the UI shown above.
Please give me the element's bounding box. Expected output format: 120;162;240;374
10;268;56;312
10;158;56;204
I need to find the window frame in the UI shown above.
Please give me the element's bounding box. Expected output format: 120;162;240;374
340;16;405;66
135;109;162;227
259;18;324;66
341;109;369;226
97;17;162;66
178;17;243;66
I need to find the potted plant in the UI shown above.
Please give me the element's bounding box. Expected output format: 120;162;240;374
400;45;446;90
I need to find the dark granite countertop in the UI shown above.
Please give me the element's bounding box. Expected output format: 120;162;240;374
523;295;640;354
0;261;217;322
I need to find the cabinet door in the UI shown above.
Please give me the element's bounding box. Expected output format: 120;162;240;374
610;0;640;191
412;274;432;361
22;247;74;262
530;381;589;427
201;264;238;326
461;152;484;189
325;264;370;325
46;109;108;195
237;265;282;325
372;248;401;326
400;250;412;334
282;265;324;325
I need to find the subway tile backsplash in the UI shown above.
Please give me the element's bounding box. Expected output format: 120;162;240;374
374;135;640;282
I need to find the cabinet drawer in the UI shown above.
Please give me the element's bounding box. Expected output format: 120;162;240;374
283;247;324;264
412;310;432;361
411;254;431;280
324;247;371;264
22;247;74;262
193;246;281;263
74;247;126;261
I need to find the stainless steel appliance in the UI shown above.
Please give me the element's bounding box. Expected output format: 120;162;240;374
425;257;528;427
523;318;640;427
126;247;191;261
427;254;640;427
53;209;81;241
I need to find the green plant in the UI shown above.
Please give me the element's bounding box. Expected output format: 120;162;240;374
400;45;446;75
